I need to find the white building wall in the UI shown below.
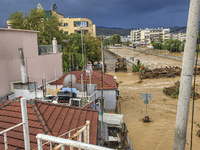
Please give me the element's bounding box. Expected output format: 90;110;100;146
14;89;43;100
97;89;117;111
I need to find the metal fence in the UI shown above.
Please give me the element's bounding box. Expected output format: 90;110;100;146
38;45;62;55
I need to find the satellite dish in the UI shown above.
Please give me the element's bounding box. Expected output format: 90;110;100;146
63;74;76;87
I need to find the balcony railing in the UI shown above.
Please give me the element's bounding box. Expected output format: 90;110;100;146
36;121;114;150
38;45;62;55
0;98;30;150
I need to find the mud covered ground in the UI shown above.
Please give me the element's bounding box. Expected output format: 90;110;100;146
105;47;200;150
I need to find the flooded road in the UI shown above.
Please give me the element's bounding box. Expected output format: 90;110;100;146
105;48;200;150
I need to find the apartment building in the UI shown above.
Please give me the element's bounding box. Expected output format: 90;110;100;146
50;3;96;37
172;32;186;41
130;27;170;45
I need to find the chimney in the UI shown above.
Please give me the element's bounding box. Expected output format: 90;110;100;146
19;48;27;83
52;37;58;53
7;24;12;29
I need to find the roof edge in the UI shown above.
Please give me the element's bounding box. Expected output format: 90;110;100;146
0;28;39;33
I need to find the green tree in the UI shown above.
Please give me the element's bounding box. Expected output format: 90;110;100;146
9;8;66;45
111;34;121;44
103;38;110;46
164;38;183;52
84;33;101;64
62;33;101;73
125;41;132;46
8;10;26;29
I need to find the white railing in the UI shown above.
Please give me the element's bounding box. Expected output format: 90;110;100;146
0;98;30;150
88;91;98;102
37;134;114;150
37;121;90;150
36;120;113;150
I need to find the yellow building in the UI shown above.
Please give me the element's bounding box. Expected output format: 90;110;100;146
52;11;96;37
7;3;96;37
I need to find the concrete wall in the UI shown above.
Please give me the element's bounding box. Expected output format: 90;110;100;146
0;28;63;98
14;89;43;100
97;89;117;111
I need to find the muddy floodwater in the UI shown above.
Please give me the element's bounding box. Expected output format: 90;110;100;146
105;47;200;150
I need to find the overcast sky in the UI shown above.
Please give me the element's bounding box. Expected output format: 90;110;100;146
0;0;190;29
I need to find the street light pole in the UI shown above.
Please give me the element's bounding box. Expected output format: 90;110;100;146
132;40;134;66
101;36;105;73
62;39;73;105
81;27;84;70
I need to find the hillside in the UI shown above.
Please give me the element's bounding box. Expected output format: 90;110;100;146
96;27;133;36
96;26;187;37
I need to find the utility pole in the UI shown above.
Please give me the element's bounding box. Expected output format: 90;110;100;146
84;44;87;70
100;36;104;146
132;40;134;66
101;36;105;73
69;40;73;104
62;39;73;104
76;52;78;70
173;0;200;150
81;27;84;70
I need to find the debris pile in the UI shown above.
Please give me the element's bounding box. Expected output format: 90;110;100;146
142;116;151;123
197;130;200;137
139;66;181;79
163;81;200;99
163;81;180;98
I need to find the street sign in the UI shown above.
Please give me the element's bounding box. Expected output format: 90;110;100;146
141;93;151;116
142;93;151;100
144;100;149;104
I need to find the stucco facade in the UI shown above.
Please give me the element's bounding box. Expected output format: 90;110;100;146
0;28;63;99
52;11;96;37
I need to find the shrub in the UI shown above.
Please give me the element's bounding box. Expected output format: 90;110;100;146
132;63;148;72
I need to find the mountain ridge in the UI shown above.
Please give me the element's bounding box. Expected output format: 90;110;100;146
96;26;187;36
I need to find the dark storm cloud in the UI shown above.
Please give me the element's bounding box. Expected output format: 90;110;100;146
0;0;190;28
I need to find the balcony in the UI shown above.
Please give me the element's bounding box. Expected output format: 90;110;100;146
38;45;62;55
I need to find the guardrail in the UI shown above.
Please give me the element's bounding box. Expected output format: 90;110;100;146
125;46;200;65
38;45;62;55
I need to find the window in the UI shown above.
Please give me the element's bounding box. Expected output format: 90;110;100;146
64;23;68;26
76;30;88;35
59;23;63;26
74;21;88;27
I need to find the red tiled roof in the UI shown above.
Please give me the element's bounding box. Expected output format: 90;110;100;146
51;70;118;90
0;99;98;149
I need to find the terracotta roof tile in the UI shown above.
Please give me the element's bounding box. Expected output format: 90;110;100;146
51;70;118;90
0;100;98;149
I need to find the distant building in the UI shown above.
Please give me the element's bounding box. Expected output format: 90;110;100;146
50;3;96;37
120;36;130;43
130;27;170;45
172;32;186;41
7;3;96;37
53;12;96;37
